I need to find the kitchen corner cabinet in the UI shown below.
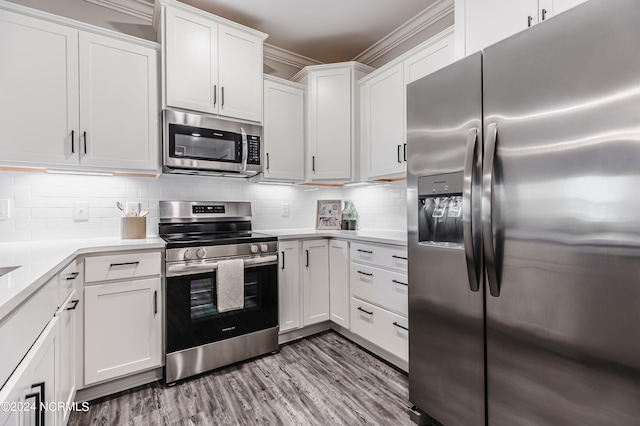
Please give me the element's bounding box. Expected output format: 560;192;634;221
84;251;162;385
360;29;454;181
455;0;587;57
160;0;267;123
293;62;372;182
0;6;159;173
329;240;350;328
278;241;302;332
263;76;305;182
302;240;330;326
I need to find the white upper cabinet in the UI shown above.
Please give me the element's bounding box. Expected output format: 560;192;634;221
360;29;454;181
293;62;372;183
159;0;267;123
0;5;159;173
455;0;588;57
0;9;79;166
263;76;305;182
79;32;158;171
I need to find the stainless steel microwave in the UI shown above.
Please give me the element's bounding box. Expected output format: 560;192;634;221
163;109;263;177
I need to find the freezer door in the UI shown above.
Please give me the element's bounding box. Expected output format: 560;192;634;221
407;52;484;426
483;1;640;424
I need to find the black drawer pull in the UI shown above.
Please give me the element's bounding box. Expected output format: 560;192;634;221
25;391;41;426
393;322;409;331
109;261;140;268
66;299;80;310
357;271;373;277
357;307;373;315
63;271;79;280
32;382;45;426
392;279;408;286
357;249;373;254
281;251;285;270
392;255;408;260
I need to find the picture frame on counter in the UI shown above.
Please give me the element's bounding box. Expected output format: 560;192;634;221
316;200;342;229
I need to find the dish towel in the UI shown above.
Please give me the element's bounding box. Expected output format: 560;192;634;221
217;258;245;313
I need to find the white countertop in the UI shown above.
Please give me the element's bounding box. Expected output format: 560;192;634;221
258;228;407;246
0;237;165;321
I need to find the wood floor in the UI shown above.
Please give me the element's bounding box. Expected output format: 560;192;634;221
69;331;414;425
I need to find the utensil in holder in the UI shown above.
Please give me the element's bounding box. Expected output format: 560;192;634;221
121;217;146;239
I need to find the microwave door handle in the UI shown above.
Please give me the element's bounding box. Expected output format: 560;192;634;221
240;127;248;171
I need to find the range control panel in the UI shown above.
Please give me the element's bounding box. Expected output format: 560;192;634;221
192;205;226;214
247;135;261;165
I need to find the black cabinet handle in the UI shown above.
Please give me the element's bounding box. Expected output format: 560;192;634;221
305;250;309;267
357;307;373;315
392;279;408;286
109;261;140;268
71;130;75;154
281;251;285;270
221;86;225;108
266;153;270;170
32;382;45;426
357;270;373;277
392;255;408;260
527;15;533;27
393;322;409;331
213;84;217;106
404;143;407;162
66;299;80;310
357;249;373;254
153;290;158;315
541;8;548;20
25;391;41;426
397;145;402;163
312;156;315;172
63;271;79;281
83;131;87;155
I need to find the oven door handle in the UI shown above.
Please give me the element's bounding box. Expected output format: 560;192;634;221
166;255;278;277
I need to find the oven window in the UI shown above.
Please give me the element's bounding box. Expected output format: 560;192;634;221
169;124;241;163
190;277;217;321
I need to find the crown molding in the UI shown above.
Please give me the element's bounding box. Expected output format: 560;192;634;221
263;43;323;69
352;0;454;65
86;0;154;22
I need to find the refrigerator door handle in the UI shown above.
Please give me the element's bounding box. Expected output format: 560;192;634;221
463;127;480;292
483;123;500;297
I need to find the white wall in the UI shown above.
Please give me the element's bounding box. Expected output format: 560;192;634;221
0;171;406;242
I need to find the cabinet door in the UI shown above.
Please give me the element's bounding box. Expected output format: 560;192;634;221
404;31;455;85
165;6;218;114
458;0;538;56
302;240;330;326
84;278;161;385
329;240;350;328
308;68;352;181
363;63;405;180
278;241;301;332
538;0;587;21
56;294;79;426
218;25;263;122
0;9;79;166
263;78;305;182
78;32;159;172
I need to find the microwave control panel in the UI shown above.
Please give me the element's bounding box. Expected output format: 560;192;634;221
247;135;261;165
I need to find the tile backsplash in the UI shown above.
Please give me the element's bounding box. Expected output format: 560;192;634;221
0;172;407;242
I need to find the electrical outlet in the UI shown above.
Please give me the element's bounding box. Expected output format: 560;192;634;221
126;202;140;216
73;202;89;221
0;199;10;220
281;203;290;217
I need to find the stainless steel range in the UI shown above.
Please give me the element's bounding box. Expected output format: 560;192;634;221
159;201;278;384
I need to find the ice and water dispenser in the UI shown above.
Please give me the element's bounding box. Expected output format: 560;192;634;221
418;172;464;246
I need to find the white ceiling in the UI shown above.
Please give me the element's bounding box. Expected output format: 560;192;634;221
177;0;440;63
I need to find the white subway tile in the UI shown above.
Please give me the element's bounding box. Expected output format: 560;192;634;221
14;219;46;231
32;208;62;219
14;196;45;208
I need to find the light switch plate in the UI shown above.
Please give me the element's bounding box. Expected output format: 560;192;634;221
73;202;89;221
281;203;290;217
126;202;140;216
0;199;10;220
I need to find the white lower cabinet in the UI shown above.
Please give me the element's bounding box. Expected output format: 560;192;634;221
329;240;350;328
56;293;79;426
350;298;409;361
278;241;302;332
302;240;330;326
84;277;162;385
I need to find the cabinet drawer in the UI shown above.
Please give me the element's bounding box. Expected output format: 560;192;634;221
350;242;407;271
350;263;408;316
85;251;161;283
58;260;79;305
350;297;408;362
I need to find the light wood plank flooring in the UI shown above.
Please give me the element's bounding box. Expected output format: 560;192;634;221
69;332;413;425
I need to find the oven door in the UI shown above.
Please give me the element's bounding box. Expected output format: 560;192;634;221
166;258;278;354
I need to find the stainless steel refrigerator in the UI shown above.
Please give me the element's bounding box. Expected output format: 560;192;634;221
407;1;640;425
